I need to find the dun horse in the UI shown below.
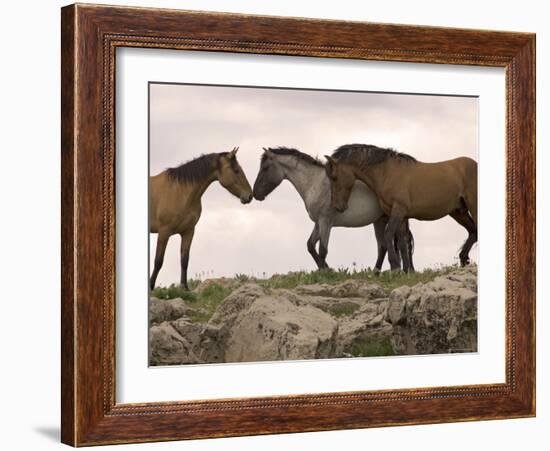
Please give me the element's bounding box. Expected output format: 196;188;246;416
325;144;477;272
253;147;414;272
149;147;253;290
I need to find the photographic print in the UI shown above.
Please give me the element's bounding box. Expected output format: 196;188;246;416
148;82;478;366
61;6;535;444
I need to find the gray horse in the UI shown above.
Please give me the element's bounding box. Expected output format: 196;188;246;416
253;147;414;271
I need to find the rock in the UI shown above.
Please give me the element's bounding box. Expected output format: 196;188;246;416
209;283;266;328
336;299;394;356
385;286;411;324
224;294;338;362
149;297;195;325
293;280;387;319
149;322;201;365
295;279;386;299
207;285;265;332
195;324;226;363
192;283;268;363
300;297;364;316
384;270;478;355
169;318;226;364
195;277;239;295
447;267;477;292
171;317;203;346
148;267;478;364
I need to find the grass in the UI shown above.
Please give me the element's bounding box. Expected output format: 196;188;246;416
151;282;232;323
349;336;396;357
187;284;233;322
151;264;463;323
328;302;361;317
151;284;197;302
257;264;459;292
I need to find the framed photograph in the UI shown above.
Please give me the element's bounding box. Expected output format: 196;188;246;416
61;3;535;446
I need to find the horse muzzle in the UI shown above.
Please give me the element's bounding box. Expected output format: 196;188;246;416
241;193;253;204
252;189;265;201
334;204;347;213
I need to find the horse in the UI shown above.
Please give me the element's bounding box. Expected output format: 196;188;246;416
252;147;414;272
149;147;253;290
324;144;477;272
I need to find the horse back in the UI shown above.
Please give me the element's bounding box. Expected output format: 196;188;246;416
409;157;477;187
381;157;477;220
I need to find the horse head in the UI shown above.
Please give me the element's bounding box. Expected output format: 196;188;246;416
253;147;286;201
217;147;253;204
324;155;356;213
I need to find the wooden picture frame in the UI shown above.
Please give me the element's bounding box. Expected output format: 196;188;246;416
61;3;535;446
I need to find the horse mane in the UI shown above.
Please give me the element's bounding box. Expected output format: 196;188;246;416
331;144;416;167
263;147;324;168
166;152;228;184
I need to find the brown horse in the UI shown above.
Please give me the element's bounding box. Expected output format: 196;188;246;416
325;144;477;272
149;147;253;290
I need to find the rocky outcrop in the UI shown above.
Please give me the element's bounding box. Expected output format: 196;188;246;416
223;291;339;362
384;269;478;355
149;322;200;365
148;266;477;365
149;297;195;325
336;299;393;358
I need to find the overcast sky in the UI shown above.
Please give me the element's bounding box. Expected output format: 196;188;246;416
149;83;478;286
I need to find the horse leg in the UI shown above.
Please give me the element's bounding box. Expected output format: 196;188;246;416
179;227;195;290
397;221;413;273
384;205;406;272
318;220;332;270
307;223;322;269
373;216;388;273
450;208;477;266
150;231;170;290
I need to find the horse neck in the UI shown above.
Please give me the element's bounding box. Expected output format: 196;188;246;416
181;171;218;202
279;156;325;206
354;162;386;193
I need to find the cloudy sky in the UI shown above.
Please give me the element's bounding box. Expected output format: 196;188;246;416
149;83;478;286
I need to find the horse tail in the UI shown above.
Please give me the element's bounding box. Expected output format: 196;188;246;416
464;188;477;229
393;235;399;254
406;220;415;271
462;158;478;228
392;220;415;270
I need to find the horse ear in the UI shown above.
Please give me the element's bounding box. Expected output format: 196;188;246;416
263;147;274;158
324;155;335;175
229;147;239;159
325;155;336;165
